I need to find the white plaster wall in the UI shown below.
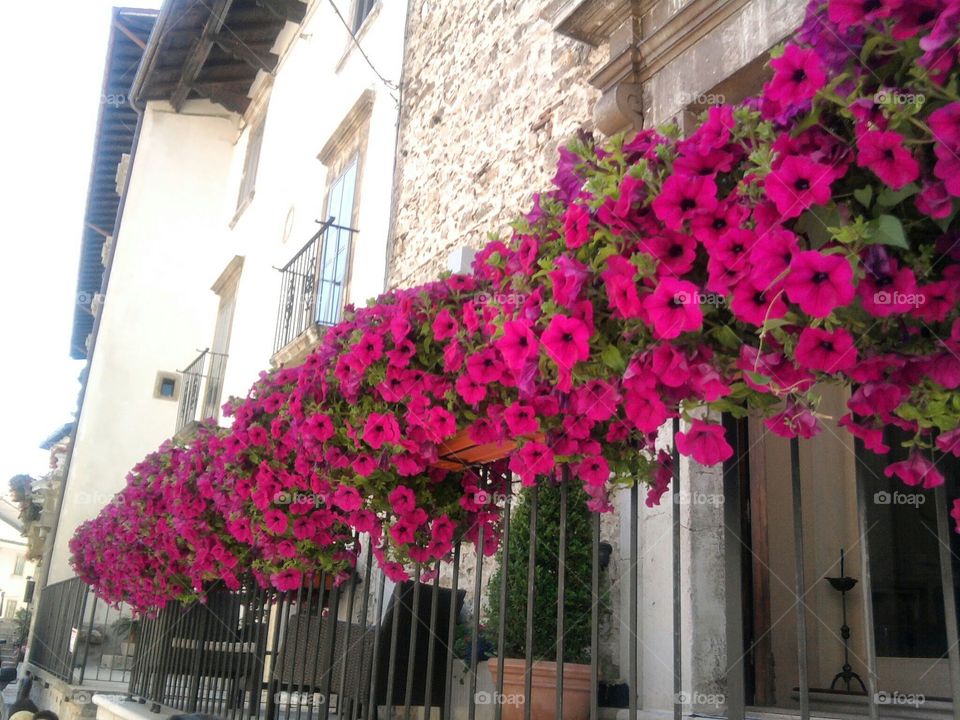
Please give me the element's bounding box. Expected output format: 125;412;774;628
216;0;406;401
47;105;238;582
48;2;406;582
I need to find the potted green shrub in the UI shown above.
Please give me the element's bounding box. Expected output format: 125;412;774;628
486;480;595;720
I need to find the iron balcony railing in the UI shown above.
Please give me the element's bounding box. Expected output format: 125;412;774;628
273;217;356;355
29;576;137;686
176;349;228;434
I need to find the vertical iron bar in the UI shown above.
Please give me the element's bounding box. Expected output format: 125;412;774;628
352;539;375;720
319;583;340;720
468;525;484;720
790;437;809;720
590;511;600;720
935;484;960;720
365;567;388;720
523;486;539;720
555;474;568;717
424;564;441;720
403;566;422;719
672;418;681;720
495;482;513;720
443;543;462;720
632;480;641;720
338;549;360;716
723;415;746;720
853;441;880;720
310;574;330;720
385;578;403;720
295;580;315;720
79;590;97;685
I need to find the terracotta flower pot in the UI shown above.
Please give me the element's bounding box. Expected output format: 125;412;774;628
486;658;591;720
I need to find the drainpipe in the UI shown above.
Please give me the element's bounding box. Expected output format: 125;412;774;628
380;0;415;293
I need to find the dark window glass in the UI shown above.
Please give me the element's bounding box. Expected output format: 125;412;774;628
859;429;959;657
353;0;376;31
160;377;176;397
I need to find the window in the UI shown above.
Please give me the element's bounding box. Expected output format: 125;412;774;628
13;556;25;576
159;378;176;397
3;600;16;619
352;0;376;31
153;372;179;401
206;257;243;421
316;159;357;326
236;116;266;211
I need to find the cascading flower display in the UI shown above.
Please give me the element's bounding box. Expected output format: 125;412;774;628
72;0;960;612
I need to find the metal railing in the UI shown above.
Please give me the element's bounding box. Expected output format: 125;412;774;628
29;576;137;685
273;217;355;355
176;349;228;434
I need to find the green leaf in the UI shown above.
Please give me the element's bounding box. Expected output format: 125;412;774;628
600;344;626;372
876;183;918;208
867;214;909;249
745;371;771;387
853;186;873;208
711;325;740;350
794;204;841;248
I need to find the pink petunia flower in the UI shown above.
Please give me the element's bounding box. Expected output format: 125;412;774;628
579;455;610;487
504;403;539;436
652;174;718;230
432;308;459;340
784;250;855;318
765;401;821;439
389;486;416;515
766;45;826;104
675;420;733;466
601;256;645;319
332;485;363;512
794;327;858;372
856;131;919;189
829;0;901;29
766;156;835;219
884;450;944;489
541;314;592;390
643;279;703;339
508;442;555;486
363;412;401;449
563;203;591;249
731;276;788;327
495;320;539;370
271;567;303;591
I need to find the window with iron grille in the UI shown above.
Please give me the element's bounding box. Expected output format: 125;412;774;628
13;556;25;576
353;0;376;31
316;158;357;326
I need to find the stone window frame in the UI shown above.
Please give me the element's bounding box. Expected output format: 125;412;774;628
335;0;383;73
231;85;273;227
315;88;374;318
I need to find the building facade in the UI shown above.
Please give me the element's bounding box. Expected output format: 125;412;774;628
27;1;960;719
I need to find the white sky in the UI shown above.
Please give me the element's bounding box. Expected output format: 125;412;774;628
0;1;162;485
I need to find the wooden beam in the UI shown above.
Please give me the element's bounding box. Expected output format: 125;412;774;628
190;83;251;114
170;0;236;111
212;32;278;72
113;19;147;49
254;0;307;23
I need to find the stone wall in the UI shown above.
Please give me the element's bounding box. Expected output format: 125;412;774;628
387;0;604;290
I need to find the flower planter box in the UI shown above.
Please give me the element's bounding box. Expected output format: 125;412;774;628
434;430;543;471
